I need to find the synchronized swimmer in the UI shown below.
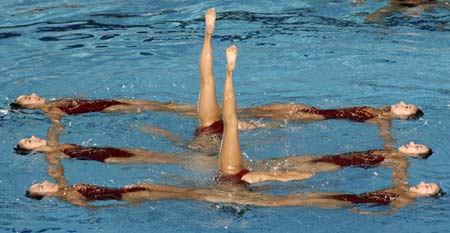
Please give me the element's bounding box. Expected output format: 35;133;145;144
11;93;196;123
243;142;432;182
238;101;423;123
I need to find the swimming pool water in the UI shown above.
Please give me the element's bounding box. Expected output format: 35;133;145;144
1;0;450;232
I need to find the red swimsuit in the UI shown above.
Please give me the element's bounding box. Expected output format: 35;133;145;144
298;106;376;122
73;184;146;201
312;150;386;169
61;146;134;162
195;120;224;137
215;169;250;185
56;99;123;115
330;192;399;205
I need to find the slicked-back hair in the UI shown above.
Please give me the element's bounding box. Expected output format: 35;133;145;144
408;109;424;120
14;144;32;155
26;190;44;200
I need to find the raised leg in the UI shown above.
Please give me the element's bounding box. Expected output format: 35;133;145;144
198;8;221;127
219;45;244;175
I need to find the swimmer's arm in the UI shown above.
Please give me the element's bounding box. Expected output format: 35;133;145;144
132;123;186;146
45;154;69;187
379;120;394;149
365;119;394;149
241;170;314;184
366;5;404;23
64;190;108;209
392;159;409;190
48;115;62;126
68;199;131;209
350;198;409;215
117;99;197;115
66;198;96;208
238;120;285;131
349;206;399;215
44;107;64;126
47;124;64;146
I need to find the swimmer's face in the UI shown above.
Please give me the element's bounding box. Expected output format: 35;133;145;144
409;182;440;197
398;142;430;157
16;93;46;107
390;101;419;118
28;180;59;197
18;136;48;150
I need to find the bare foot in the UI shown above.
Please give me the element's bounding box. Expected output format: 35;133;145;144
226;44;237;72
205;8;216;35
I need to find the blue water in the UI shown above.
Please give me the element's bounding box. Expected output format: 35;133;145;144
1;0;450;232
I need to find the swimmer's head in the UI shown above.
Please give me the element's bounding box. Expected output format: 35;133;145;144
12;93;46;109
390;101;423;120
409;182;441;198
14;136;48;155
398;142;432;159
26;180;59;200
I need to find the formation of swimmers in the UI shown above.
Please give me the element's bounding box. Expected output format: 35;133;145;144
15;8;442;213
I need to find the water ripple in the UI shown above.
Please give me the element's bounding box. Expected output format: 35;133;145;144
39;33;94;41
0;32;21;39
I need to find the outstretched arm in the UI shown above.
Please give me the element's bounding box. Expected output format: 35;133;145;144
45;153;68;188
241;170;313;184
392;158;410;190
47;124;64;146
378;119;394;149
65;196;96;208
109;99;198;116
366;4;404;23
350;197;410;215
350;206;399;215
47;111;63;127
133;123;187;146
238;120;286;131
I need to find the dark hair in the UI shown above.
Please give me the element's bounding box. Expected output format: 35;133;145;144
26;190;44;200
14;144;32;155
407;109;424;120
9;102;23;109
435;189;445;199
419;149;433;160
